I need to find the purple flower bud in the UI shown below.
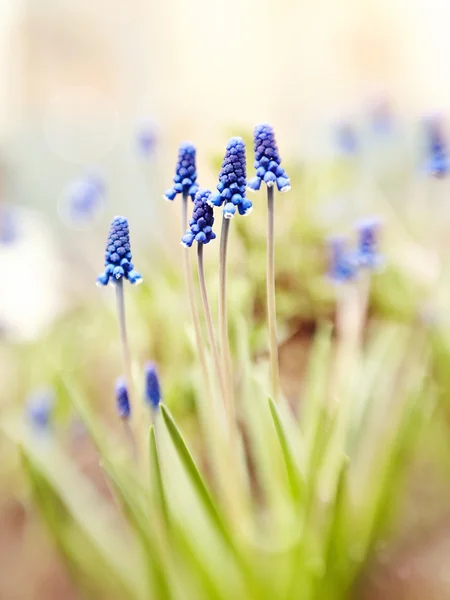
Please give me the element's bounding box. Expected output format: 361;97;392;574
116;377;131;419
144;362;161;409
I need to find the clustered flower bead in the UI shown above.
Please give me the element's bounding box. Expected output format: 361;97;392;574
327;236;358;283
208;137;252;218
248;124;291;193
425;116;448;177
97;216;142;286
115;377;131;420
355;217;383;270
164;142;199;201
181;189;216;248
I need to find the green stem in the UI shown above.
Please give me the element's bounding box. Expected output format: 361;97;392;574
267;185;280;401
197;243;226;405
181;193;210;397
219;215;235;423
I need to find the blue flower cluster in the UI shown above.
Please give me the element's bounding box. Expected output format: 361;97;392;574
355;217;382;269
181;189;216;247
327;236;358;283
164;142;199;201
145;362;161;409
425;116;448;177
248;124;290;192
97;216;142;286
115;377;131;419
208;137;252;218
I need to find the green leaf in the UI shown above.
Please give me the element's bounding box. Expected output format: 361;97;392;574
268;396;304;503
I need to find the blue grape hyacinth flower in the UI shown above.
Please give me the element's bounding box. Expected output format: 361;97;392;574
335;122;359;155
327;236;358;283
137;121;157;158
116;377;131;419
97;216;142;286
144;362;161;409
355;217;383;269
425;116;449;177
26;388;54;430
208;137;252;218
248;124;291;193
164;142;199;201
181;188;216;248
66;173;104;224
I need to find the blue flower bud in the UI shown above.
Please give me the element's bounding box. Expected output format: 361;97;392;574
164;142;199;201
213;138;252;218
425;115;449;177
327;236;358;283
115;377;131;419
97;216;142;286
26;388;54;430
144;362;161;409
355;217;383;270
249;124;290;194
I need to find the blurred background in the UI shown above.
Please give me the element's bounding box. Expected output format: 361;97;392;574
3;0;450;598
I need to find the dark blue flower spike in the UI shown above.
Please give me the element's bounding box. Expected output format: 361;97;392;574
164;142;199;201
144;362;161;410
355;217;383;270
248;124;291;193
181;189;216;248
425;116;449;178
116;377;131;420
97;216;142;286
208;137;252;218
327;236;358;283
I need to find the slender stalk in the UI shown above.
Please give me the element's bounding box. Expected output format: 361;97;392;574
115;279;140;455
219;215;235;422
197;243;226;405
266;185;280;402
181;193;210;396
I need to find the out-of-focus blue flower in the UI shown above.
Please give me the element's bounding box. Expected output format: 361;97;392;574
97;216;142;286
181;188;216;248
335;123;359;155
248;124;290;193
327;236;358;283
208;137;252;219
164;142;199;201
137;121;157;158
26;388;54;429
355;217;383;269
425;116;449;177
371;97;393;135
0;205;17;244
144;361;161;409
115;377;131;419
66;173;104;224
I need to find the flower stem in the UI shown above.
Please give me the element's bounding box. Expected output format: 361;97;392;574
219;215;235;422
266;185;280;402
197;243;226;405
181;192;210;395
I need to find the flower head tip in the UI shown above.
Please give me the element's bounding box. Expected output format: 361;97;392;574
116;377;131;419
164;142;199;201
97;216;142;286
144;362;161;409
181;188;216;248
248;124;290;193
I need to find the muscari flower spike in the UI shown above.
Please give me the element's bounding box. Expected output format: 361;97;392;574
181;188;216;248
208;137;252;218
425;116;449;177
137;121;157;158
26;388;54;430
164;142;199;201
335;122;359;155
115;377;131;420
144;361;161;409
67;173;104;223
97;216;142;286
327;236;358;283
355;217;383;269
248;124;291;193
